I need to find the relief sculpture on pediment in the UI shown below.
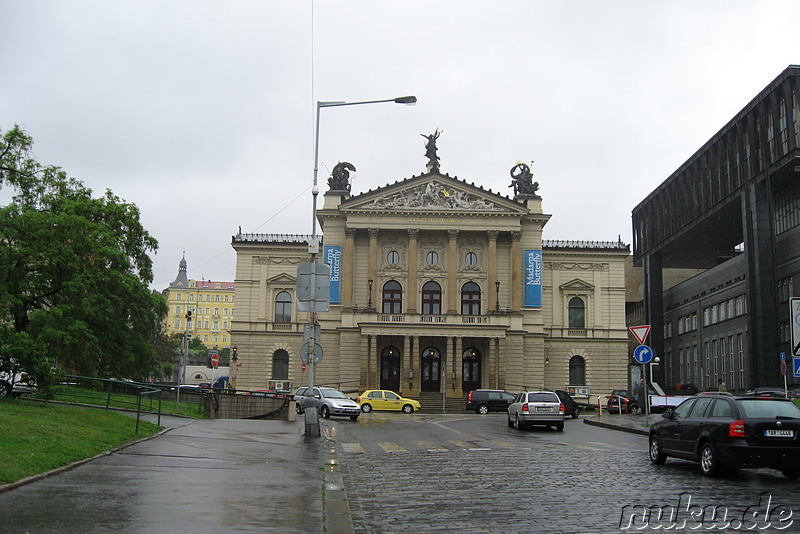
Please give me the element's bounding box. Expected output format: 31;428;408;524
365;181;502;211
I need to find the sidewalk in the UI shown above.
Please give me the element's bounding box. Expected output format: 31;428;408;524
582;412;662;435
0;414;349;534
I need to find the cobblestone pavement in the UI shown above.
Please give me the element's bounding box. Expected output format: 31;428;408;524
336;421;800;533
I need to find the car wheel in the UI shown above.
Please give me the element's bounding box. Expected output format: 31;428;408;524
361;403;372;413
0;381;11;398
402;404;414;414
349;414;359;421
514;414;524;430
320;405;330;419
699;442;720;477
649;434;667;465
555;422;564;431
781;467;800;480
571;407;580;419
295;404;304;415
476;404;490;415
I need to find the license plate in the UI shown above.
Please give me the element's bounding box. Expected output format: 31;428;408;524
535;407;551;412
764;429;794;437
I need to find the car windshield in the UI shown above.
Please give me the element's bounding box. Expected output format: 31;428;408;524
321;389;348;399
527;393;557;403
739;399;800;419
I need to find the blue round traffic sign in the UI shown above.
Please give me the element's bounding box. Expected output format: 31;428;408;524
633;345;653;364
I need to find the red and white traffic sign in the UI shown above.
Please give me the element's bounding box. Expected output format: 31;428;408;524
210;353;220;368
629;325;651;345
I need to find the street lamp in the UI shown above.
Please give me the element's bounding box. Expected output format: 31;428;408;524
305;95;417;436
367;279;374;310
495;281;501;312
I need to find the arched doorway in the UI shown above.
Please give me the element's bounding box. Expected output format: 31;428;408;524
462;348;481;392
421;347;441;392
380;346;401;391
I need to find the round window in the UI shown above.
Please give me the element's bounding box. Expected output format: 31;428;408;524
465;252;478;267
426;251;439;266
387;250;400;265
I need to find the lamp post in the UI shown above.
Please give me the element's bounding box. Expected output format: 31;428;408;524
305;95;417;436
367;279;374;310
230;346;238;390
495;281;500;312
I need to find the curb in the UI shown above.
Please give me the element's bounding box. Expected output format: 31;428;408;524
582;416;649;436
321;421;355;534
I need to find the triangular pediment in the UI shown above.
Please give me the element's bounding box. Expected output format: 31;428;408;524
560;278;595;292
342;173;526;215
267;273;296;285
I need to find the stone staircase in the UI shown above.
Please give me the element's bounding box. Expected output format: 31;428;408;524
416;392;467;414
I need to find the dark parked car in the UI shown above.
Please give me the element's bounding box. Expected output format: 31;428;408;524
606;389;636;414
648;392;800;478
555;390;581;418
466;389;516;414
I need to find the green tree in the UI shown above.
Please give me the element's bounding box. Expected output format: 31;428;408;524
0;125;167;386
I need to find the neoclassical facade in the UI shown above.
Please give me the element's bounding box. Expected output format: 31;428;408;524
230;162;629;404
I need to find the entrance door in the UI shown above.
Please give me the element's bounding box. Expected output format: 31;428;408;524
421;347;441;392
380;346;401;391
462;348;481;392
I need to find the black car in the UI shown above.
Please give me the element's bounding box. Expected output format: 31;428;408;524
648;392;800;478
606;389;636;414
555;390;581;419
466;389;516;414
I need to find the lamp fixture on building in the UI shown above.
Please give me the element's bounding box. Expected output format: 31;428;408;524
495;281;500;311
367;279;374;310
545;357;550;366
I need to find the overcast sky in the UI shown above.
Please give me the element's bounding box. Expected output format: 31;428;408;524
2;1;799;290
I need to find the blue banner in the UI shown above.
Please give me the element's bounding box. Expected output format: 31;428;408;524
323;246;341;304
523;249;542;308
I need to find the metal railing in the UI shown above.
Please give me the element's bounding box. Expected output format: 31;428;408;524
54;375;163;432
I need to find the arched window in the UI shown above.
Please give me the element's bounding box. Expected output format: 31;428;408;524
422;281;442;315
272;349;289;380
275;291;292;323
568;297;585;328
461;282;481;316
569;355;586;385
382;281;402;314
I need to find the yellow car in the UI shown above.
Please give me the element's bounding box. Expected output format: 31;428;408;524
356;389;421;413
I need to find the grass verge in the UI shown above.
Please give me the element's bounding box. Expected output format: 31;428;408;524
0;398;162;485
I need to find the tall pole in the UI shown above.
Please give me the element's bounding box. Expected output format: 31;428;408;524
304;96;416;437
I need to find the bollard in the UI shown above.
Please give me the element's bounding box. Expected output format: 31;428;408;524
304;406;320;437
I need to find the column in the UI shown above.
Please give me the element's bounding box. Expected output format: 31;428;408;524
368;228;379;310
510;232;522;311
446;336;454;395
455;337;463;394
487;231;498;311
642;252;664;385
407;229;419;313
343;228;356;308
403;335;411;391
447;229;459;314
410;336;419;394
743;181;779;387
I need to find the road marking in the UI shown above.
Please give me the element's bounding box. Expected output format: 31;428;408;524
341;442;365;453
414;441;448;451
377;442;407;452
449;440;487;450
485;439;514;448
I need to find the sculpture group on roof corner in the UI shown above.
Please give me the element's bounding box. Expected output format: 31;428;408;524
326;129;540;200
